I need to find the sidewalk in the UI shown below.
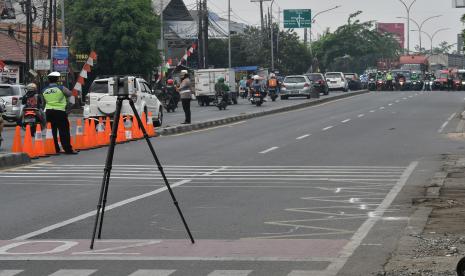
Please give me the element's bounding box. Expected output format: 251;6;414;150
380;155;465;276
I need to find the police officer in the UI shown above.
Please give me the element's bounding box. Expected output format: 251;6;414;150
42;72;77;154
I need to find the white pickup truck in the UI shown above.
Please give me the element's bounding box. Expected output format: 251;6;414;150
194;68;237;106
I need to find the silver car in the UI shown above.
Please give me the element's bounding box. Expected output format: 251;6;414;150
280;75;313;100
0;84;26;122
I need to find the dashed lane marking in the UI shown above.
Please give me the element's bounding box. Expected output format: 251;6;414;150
357;114;365;118
128;270;176;276
438;112;457;133
379;107;385;110
369;110;375;113
388;103;393;106
259;147;279;154
341;119;351;123
322;126;333;131
296;134;311;140
48;270;97;276
0;271;23;276
207;270;252;276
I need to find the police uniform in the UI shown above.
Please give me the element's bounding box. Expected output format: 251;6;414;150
43;81;75;154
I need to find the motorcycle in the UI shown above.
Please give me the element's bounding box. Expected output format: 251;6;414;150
239;87;248;99
376;79;385;91
368;78;376;91
21;107;45;135
216;93;229;110
411;80;423;91
0;98;5;148
268;88;278;101
163;93;178;113
424;80;434;91
250;88;264;107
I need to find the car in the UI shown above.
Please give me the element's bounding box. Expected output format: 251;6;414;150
83;77;163;127
344;73;362;90
280;75;313;100
434;70;449;90
305;73;329;95
325;72;348;92
0;83;26;123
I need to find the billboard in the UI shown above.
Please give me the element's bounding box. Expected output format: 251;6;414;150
377;23;405;49
52;47;69;72
283;9;311;29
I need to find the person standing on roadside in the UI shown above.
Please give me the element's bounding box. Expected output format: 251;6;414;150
42;72;77;155
179;70;192;124
447;69;454;91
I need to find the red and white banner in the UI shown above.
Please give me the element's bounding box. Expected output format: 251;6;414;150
72;51;97;97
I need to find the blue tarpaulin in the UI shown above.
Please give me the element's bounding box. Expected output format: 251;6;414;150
233;66;258;72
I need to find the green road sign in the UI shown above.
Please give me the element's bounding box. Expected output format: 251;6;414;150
283;9;311;29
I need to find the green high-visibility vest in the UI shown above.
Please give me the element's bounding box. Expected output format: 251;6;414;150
43;86;67;111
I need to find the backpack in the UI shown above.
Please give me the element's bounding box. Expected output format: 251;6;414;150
268;78;277;88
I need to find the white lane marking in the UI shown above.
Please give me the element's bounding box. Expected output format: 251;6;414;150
403;97;407;100
395;100;400;103
287;271;326;276
259;147;279;154
438;113;457;133
369;110;375;113
409;95;413;98
13;179;193;240
388;103;393;106
296;134;311;140
379;107;385;110
0;271;23;276
207;271;252;276
324;161;418;275
358;114;365;118
171;121;246;136
128;270;176;276
322;126;333;131
48;270;97;276
341;119;351;123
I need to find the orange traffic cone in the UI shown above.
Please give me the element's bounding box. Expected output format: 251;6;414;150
89;119;99;148
11;126;23;153
22;125;36;158
116;115;127;143
104;116;111;144
131;116;141;140
74;119;84;150
33;124;47;157
147;112;155;137
141;112;148;136
97;117;106;146
44;123;57;155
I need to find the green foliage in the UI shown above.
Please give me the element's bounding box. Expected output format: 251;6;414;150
208;26;312;75
311;11;401;73
66;0;160;77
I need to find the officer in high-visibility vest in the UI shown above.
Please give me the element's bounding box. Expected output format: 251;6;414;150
42;72;78;155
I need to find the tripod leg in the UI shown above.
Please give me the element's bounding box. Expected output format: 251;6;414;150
128;100;195;244
90;97;124;249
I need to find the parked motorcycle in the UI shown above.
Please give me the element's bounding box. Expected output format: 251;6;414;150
20;107;45;135
250;88;264;107
268;88;278;101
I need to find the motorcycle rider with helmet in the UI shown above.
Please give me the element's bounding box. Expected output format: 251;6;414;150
215;77;230;109
21;83;46;127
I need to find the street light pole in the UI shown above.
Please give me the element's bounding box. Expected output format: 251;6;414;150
270;0;275;72
228;0;231;69
309;5;341;72
412;28;450;55
397;0;417;55
397;15;441;52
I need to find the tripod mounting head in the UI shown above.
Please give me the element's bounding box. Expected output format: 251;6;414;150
108;76;137;96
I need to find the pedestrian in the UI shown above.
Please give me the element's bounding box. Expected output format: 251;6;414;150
178;70;192;124
42;72;77;155
447;69;454;91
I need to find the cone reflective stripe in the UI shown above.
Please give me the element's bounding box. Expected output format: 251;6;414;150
97;117;106;146
116;115;127;143
22;125;36;158
104;117;111;144
147;112;155;137
11;126;22;153
33;124;46;157
44;123;57;155
124;117;133;140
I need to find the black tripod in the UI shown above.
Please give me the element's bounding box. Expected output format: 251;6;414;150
90;95;195;249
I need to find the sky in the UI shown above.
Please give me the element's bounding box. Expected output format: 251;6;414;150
183;0;465;52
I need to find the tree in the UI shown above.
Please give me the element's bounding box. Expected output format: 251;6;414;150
432;41;455;54
65;0;160;77
311;11;401;73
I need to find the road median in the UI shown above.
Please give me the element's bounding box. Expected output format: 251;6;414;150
159;90;369;136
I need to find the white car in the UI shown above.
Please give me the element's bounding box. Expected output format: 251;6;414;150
0;84;26;122
325;72;349;92
83;77;163;126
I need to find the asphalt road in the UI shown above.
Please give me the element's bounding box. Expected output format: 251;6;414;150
0;93;343;153
1;91;465;276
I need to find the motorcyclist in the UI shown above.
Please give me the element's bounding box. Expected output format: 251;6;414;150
251;75;264;98
163;79;179;110
239;76;247;98
423;72;434;91
267;73;279;97
21;83;46;127
385;71;393;90
215;77;230;105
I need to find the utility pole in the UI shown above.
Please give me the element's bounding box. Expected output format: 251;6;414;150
202;0;208;68
53;0;57;46
197;0;203;69
40;0;47;55
259;0;264;31
60;0;65;46
270;0;276;71
25;0;31;78
304;28;307;44
228;0;231;69
48;0;52;59
160;0;165;68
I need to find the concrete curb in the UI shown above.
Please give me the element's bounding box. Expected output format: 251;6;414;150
0;152;31;168
158;90;369;136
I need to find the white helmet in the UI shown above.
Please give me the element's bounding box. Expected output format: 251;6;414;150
270;73;276;78
181;70;188;75
26;83;37;92
253;75;260;80
48;71;61;77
